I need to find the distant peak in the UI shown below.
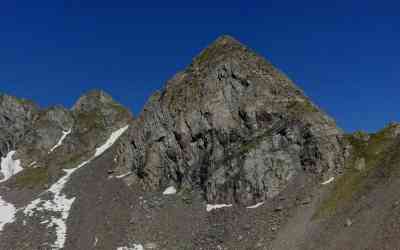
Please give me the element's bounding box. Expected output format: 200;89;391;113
212;35;243;46
80;89;113;100
72;89;118;112
192;35;250;68
205;34;247;52
72;89;133;124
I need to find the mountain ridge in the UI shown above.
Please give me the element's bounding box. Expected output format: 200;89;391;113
0;35;397;250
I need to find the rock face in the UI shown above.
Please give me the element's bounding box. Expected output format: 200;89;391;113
128;35;344;205
3;35;400;250
72;89;131;130
70;90;132;155
0;94;38;157
0;90;133;250
16;106;74;166
0;89;133;186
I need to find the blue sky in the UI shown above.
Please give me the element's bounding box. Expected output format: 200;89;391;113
0;1;399;132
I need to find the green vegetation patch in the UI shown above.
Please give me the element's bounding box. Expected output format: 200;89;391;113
196;47;212;65
287;99;319;116
315;126;399;219
75;103;130;134
15;97;36;107
76;110;106;132
15;167;49;188
178;185;194;204
56;152;90;169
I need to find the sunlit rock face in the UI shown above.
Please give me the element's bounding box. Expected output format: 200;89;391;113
127;35;344;205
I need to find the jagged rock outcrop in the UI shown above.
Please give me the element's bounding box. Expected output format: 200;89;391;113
0;90;133;250
0;94;38;157
69;90;133;156
15;106;74;166
0;89;133;188
128;35;344;205
72;89;131;130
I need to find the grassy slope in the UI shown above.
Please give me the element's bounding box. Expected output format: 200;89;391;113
315;125;400;218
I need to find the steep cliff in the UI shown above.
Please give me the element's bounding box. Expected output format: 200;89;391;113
128;35;344;205
0;94;38;157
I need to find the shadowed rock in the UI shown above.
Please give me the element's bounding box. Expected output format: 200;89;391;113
0;93;38;157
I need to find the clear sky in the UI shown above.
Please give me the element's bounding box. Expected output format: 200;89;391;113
0;1;398;133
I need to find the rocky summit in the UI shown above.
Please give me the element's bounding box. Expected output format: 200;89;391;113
128;35;343;205
0;36;398;250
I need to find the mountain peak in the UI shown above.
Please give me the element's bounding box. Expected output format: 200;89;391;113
212;34;243;47
73;89;112;105
72;89;117;112
72;89;132;132
192;35;249;68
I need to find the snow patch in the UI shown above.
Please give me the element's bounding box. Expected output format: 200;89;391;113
116;171;132;179
95;125;129;157
94;236;98;246
0;151;23;183
117;245;144;250
321;177;335;185
247;202;264;209
0;152;21;232
206;204;233;212
0;196;17;232
23;165;84;248
23;125;129;249
49;129;72;153
163;186;177;195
